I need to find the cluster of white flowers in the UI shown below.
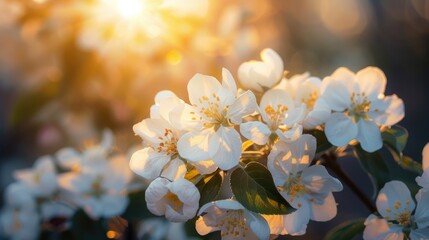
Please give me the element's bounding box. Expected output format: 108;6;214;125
129;48;407;239
0;130;137;240
364;144;429;240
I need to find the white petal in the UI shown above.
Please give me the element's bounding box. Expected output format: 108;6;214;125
283;202;311;236
161;158;187;181
320;67;354;111
302;165;343;194
177;131;211;162
245;211;270;240
325;113;358;147
416;170;429;189
410;228;429;240
238;62;264;92
414;190;429;229
129;148;170;180
363;215;403;240
303;98;331;129
262;215;288;235
227;90;257;124
240;121;271;145
169;102;203;131
154;90;177;105
356;120;383;153
356;67;387;100
209;127;241;170
261;48;284;82
221;68;237;94
145;178;169;216
310;192;338;221
192;160;218;175
195;217;219;236
260;89;294;123
423;143;429;171
369;94;404;126
376;181;415;220
133;118;172;144
276;124;302;143
187;73;221;106
56;147;81;170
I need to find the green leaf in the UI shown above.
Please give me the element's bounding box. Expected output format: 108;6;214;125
304;129;333;153
230;162;294;215
196;171;223;206
121;190;154;222
382;125;422;174
354;145;390;198
324;218;365;240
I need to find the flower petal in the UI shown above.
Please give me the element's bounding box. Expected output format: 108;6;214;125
261;48;284;82
414;190;429;229
227;90;257;124
283;202;311;236
302;165;343;194
356;67;387;100
310;192;338;221
161;158;187;181
356;119;383;153
325;113;357;147
209;127;241;170
240;121;271;145
187;73;221;106
133;118;172;144
177;131;211;162
221;68;237;94
423;143;429;171
244;211;270;240
363;215;403;240
129;148;170;180
376;181;415;220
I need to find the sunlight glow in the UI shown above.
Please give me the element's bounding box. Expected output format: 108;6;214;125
117;0;144;20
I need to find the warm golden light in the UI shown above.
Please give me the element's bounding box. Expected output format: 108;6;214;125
117;0;144;20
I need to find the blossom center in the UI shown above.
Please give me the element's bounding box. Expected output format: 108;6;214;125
264;104;288;130
157;129;178;155
165;192;183;212
303;91;318;110
89;176;104;198
384;200;413;226
281;174;309;204
348;92;371;122
193;93;228;128
217;210;249;238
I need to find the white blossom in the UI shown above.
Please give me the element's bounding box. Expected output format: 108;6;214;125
145;178;200;222
363;181;429;240
58;154;132;219
196;199;270;240
240;89;305;145
320;67;404;152
416;143;429;190
238;48;284;92
275;72;331;129
176;68;257;170
14;156;57;198
265;135;343;235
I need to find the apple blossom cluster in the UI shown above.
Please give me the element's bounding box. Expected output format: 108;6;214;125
129;48;416;239
364;144;429;239
0;130;138;240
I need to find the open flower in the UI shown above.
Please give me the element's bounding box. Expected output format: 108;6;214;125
240;89;305;145
320;67;404;152
196;199;270;240
56;129;113;173
275;72;331;129
145;178;200;222
238;48;284;92
14;156;57;198
58;154;132;219
176;68;257;170
363;181;429;240
266;135;343;235
416;143;429;190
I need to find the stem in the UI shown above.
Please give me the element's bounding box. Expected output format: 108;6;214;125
322;152;377;213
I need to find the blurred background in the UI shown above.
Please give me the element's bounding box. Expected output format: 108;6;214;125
0;0;428;239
